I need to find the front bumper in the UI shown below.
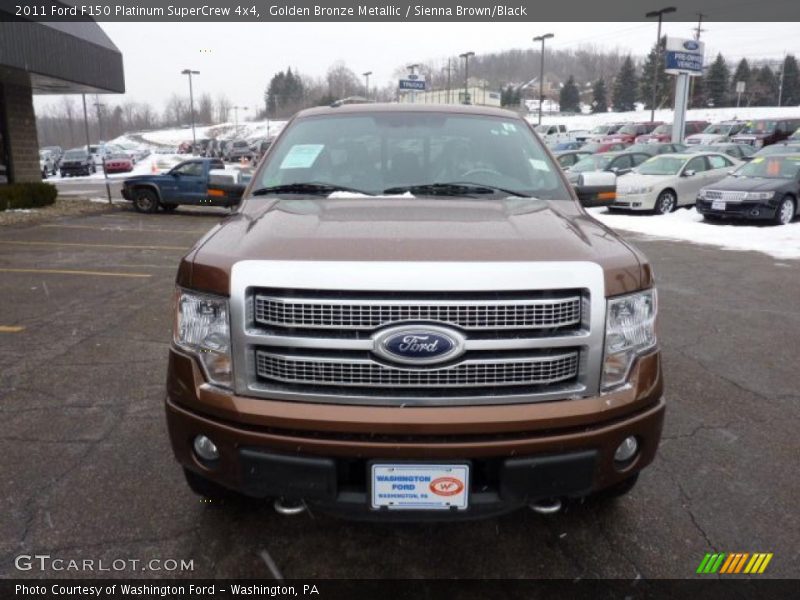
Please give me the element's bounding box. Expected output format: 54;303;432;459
612;192;655;211
166;349;665;520
696;198;778;220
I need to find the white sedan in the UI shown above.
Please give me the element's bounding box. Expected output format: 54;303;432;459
613;152;740;214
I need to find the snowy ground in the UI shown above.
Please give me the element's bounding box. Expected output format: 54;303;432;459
590;206;800;261
125;119;288;148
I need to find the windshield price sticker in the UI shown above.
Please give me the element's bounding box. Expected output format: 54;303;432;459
279;144;324;169
371;464;469;510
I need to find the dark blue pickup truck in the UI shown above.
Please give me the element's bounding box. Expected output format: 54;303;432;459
121;158;243;213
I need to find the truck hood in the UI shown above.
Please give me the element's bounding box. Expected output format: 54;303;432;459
183;197;647;296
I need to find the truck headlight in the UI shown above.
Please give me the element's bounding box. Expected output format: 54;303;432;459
174;288;232;387
602;289;657;391
743;191;775;201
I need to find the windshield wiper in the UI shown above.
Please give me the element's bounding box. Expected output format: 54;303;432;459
250;182;374;196
383;182;528;198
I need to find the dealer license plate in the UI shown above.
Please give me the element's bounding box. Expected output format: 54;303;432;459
712;200;726;211
370;464;469;510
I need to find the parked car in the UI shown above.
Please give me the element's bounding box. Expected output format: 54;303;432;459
534;123;570;145
753;141;800;157
250;138;274;159
216;140;230;159
731;118;800;148
686;143;757;161
551;141;583;152
614;152;739;214
789;127;800;142
635;121;709;143
166;103;664;516
194;138;212;155
626;142;687;156
580;141;628;154
565;151;651;184
41;145;63;166
121;157;228;212
178;141;193;154
578;123;626;143
603;122;662;144
39;151;57;178
696;153;800;225
224;140;253;162
103;153;134;174
204;139;219;158
685;121;747;145
59;148;96;177
553;150;592;169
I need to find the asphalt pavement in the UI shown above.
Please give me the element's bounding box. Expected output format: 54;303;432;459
0;206;797;579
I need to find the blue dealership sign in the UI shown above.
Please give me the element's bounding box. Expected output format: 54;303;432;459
399;78;426;91
664;37;705;76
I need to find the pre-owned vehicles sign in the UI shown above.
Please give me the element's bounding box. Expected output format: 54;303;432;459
665;37;705;76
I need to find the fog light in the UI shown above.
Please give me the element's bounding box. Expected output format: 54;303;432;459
193;435;219;461
614;436;638;463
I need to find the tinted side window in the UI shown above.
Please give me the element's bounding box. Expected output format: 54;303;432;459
708;155;731;169
686;156;708;172
631;153;649;166
613;155;632;170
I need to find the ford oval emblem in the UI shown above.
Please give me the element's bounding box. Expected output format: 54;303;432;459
683;40;699;51
372;325;466;365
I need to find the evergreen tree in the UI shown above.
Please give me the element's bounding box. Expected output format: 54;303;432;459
731;58;751;102
591;78;608;113
639;36;671;109
612;56;638;112
690;74;707;108
705;54;730;107
752;65;779;106
559;75;581;113
265;67;306;117
780;55;799;106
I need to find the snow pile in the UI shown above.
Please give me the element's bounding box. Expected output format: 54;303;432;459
128;119;287;148
590;207;800;260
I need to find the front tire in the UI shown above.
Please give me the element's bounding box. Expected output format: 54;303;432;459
132;189;159;213
774;196;796;226
654;190;676;215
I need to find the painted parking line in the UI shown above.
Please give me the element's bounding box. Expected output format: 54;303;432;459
0;240;188;251
0;325;25;333
40;224;208;235
0;268;152;278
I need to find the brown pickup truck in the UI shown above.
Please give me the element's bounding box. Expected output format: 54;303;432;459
167;104;664;520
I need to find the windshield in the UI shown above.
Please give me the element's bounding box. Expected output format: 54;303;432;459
636;156;685;176
254;113;567;199
617;125;639;135
703;124;731;135
736;156;800;179
233;141;248;147
590;125;611;134
64;150;87;159
570;155;612;173
651;124;671;135
743;121;777;134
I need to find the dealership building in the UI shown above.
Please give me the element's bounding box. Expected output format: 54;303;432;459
0;16;124;184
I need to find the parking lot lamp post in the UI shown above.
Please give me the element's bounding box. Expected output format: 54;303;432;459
459;51;475;105
645;7;676;122
533;34;554;125
181;69;200;147
362;71;372;100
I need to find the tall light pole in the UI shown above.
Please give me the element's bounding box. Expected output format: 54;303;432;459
232;105;248;137
533;34;554;125
459;51;475;104
645;7;676;122
362;71;372;100
181;69;200;146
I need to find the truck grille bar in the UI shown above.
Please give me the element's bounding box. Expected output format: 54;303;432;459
254;294;582;331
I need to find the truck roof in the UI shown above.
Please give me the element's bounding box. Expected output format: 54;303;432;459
295;102;520;120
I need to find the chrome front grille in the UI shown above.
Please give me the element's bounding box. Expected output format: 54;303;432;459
255;350;579;389
703;190;747;202
254;293;582;331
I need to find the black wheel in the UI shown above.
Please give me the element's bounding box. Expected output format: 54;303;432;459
161;203;178;212
774;195;796;226
132;188;159;213
654;190;677;215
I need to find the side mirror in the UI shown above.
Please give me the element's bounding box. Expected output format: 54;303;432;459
683;169;696;177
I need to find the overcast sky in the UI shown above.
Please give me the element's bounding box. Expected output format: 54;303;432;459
37;22;795;112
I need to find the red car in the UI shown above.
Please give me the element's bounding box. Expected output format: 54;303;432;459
603;122;663;144
580;141;628;154
102;154;134;174
635;121;710;143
